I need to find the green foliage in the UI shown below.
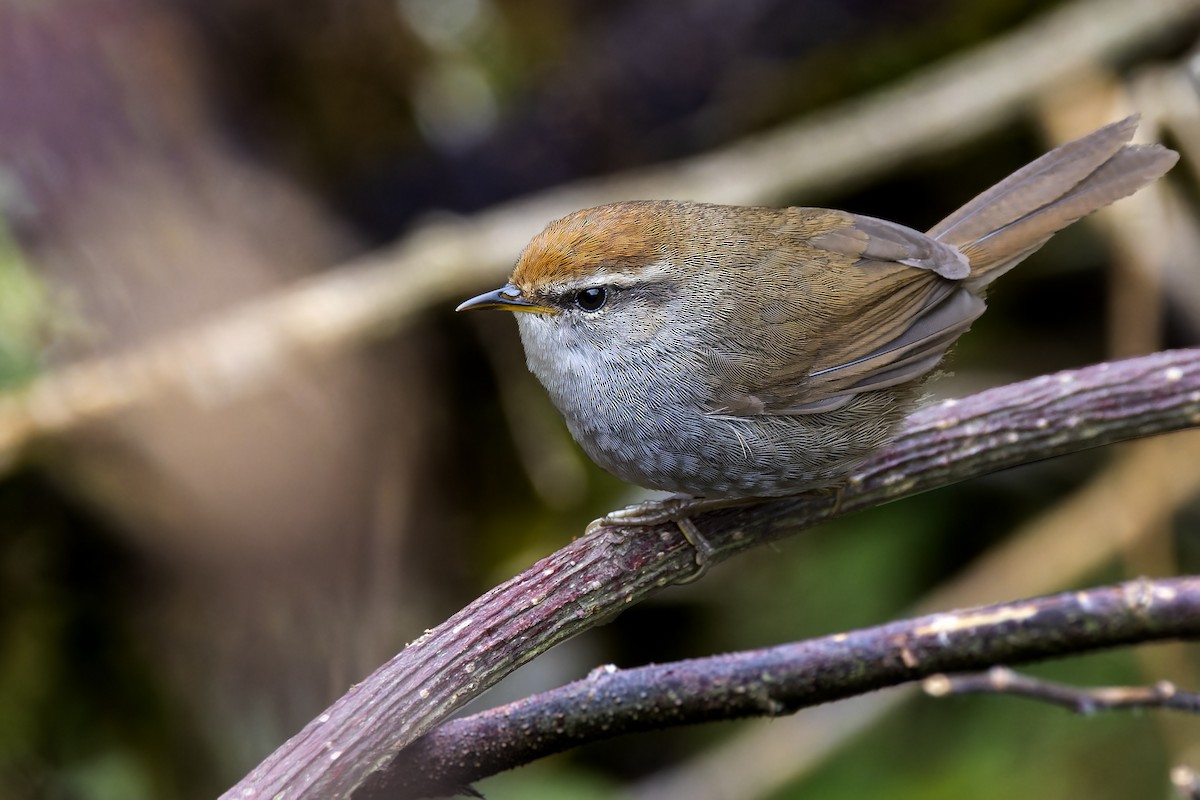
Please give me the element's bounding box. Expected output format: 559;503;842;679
479;757;616;800
0;219;47;387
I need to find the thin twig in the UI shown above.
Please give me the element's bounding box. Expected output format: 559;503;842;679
923;666;1200;715
223;348;1200;800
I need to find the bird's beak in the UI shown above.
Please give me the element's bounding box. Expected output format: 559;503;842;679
456;284;555;314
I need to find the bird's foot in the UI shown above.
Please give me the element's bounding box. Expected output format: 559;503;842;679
585;495;763;583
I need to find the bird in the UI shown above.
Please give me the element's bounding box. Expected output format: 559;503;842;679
458;116;1177;564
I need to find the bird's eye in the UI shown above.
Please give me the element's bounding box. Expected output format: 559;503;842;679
573;286;608;312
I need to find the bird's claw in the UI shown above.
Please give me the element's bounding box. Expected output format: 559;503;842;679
585;496;718;583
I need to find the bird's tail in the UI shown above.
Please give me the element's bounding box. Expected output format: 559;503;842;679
926;115;1177;291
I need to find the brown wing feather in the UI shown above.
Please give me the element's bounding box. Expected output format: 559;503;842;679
707;212;982;416
702;118;1175;417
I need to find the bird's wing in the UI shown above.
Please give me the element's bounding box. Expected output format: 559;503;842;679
707;212;985;416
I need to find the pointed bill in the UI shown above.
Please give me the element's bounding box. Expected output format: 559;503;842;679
456;284;556;314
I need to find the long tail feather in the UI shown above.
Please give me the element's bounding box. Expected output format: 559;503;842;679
926;116;1177;290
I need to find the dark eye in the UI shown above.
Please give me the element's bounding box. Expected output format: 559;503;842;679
573;286;608;312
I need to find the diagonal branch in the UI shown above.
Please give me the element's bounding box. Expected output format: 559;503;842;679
224;348;1200;800
373;577;1200;798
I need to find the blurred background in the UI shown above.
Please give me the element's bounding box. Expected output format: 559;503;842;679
2;0;1200;798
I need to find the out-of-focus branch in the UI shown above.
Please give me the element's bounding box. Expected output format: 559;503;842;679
1173;765;1200;799
224;348;1200;800
923;667;1200;714
2;0;1194;464
376;578;1200;798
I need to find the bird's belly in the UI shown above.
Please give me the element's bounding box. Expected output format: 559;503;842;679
564;389;908;498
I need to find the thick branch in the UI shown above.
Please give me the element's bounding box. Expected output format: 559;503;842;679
224;349;1200;800
375;577;1200;798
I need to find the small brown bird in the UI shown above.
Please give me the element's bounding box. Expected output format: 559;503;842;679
459;117;1176;532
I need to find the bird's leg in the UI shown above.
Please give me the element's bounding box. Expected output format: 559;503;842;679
824;482;846;516
671;516;714;584
585;495;766;582
585;482;848;581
